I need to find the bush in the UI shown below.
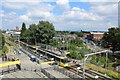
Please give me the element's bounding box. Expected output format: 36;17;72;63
2;46;8;54
69;50;78;59
76;54;83;60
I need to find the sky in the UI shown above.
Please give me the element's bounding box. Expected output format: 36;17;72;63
0;0;119;31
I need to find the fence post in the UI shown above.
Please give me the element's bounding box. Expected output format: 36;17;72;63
14;67;16;72
2;70;3;75
8;66;10;73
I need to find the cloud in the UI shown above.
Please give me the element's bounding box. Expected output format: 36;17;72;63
56;0;70;10
2;1;55;27
0;14;5;17
2;11;16;19
9;11;16;15
3;0;46;10
61;7;103;21
3;0;42;2
2;0;119;2
90;2;118;15
4;2;27;10
1;1;118;31
18;15;32;22
71;0;119;2
0;10;4;17
26;3;54;15
18;3;55;23
89;2;118;26
0;10;4;13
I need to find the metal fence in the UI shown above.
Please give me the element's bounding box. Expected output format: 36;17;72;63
20;67;58;80
41;68;58;80
0;67;19;75
53;66;81;79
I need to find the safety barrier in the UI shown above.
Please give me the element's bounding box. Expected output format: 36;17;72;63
53;66;81;79
0;67;18;75
41;68;58;80
20;67;59;79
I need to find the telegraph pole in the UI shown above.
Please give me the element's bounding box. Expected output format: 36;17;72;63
105;52;108;76
83;56;85;79
18;36;20;47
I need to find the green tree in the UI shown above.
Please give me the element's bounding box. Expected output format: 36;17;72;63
69;50;78;59
22;29;32;44
23;21;56;45
102;27;120;51
2;34;5;49
101;27;120;69
0;30;7;55
76;54;83;60
2;46;8;54
0;30;5;50
36;21;56;44
20;22;27;37
0;30;2;50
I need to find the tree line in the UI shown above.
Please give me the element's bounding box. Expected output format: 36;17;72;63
20;21;56;44
0;30;5;50
102;27;120;52
101;27;120;68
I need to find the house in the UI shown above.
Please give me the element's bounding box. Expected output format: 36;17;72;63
82;31;90;38
6;30;14;36
6;27;21;39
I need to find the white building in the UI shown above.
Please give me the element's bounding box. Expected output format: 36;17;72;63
5;27;21;38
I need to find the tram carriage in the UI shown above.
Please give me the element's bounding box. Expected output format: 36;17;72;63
37;48;70;67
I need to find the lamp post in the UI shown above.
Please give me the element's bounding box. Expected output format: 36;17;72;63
95;75;99;80
34;37;37;54
83;55;88;79
105;52;108;76
17;36;20;47
77;67;81;76
66;41;68;51
83;56;85;79
26;37;29;50
62;40;65;50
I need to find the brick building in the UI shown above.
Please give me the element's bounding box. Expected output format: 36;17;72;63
82;31;104;40
90;32;104;40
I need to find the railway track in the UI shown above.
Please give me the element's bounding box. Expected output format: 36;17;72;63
65;66;93;79
68;64;112;80
19;41;112;79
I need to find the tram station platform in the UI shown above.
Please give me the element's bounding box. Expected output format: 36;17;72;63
41;61;55;65
2;71;47;78
45;69;70;78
